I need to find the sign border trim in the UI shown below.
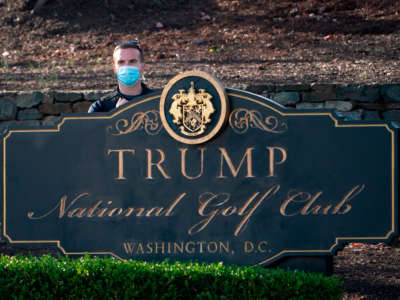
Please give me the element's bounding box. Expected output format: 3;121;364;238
2;90;397;265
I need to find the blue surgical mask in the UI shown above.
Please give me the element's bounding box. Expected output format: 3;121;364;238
117;66;140;87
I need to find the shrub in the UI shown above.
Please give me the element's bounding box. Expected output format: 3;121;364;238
0;255;343;299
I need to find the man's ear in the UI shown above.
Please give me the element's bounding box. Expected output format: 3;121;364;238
113;64;117;75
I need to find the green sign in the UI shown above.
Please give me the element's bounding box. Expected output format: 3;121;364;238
1;72;398;273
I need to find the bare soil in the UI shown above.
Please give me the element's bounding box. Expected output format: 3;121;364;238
1;0;400;299
1;0;400;91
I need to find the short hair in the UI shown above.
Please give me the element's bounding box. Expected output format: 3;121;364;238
113;42;144;63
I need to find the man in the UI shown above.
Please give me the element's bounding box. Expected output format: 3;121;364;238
88;41;153;113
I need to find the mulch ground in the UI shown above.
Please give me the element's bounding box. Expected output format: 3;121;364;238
1;1;400;298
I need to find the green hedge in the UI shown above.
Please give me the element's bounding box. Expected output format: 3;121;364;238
0;255;343;299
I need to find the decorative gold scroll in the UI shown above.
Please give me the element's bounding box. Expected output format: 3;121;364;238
107;110;163;136
229;108;288;134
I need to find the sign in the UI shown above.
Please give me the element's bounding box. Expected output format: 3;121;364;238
1;71;398;273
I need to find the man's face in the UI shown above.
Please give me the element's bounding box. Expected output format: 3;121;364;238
113;48;145;76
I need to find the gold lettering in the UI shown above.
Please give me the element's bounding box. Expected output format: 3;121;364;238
155;242;165;254
68;207;87;218
29;193;184;221
123;240;232;255
87;201;103;217
97;201;113;217
235;185;280;236
180;148;205;180
27;193;89;220
188;193;230;235
217;147;255;178
244;241;254;253
136;243;144;254
123;207;136;217
123;242;135;254
323;205;332;215
58;195;70;218
107;149;135;180
164;193;185;216
309;206;321;214
300;191;323;215
145;207;164;217
107;208;123;217
280;191;311;217
174;242;184;254
281;185;365;216
266;147;287;177
237;192;259;215
221;206;237;216
257;241;268;253
59;193;89;218
145;149;171;179
167;242;172;254
197;241;206;253
219;241;230;254
185;241;195;254
123;207;147;217
207;242;218;253
135;208;145;217
333;184;365;214
146;242;153;254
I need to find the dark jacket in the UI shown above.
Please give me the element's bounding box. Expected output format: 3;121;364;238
88;83;153;113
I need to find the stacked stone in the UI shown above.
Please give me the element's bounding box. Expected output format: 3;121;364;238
0;84;400;132
246;84;400;121
0;90;110;132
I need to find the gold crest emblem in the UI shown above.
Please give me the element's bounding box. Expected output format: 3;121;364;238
169;81;215;136
160;71;228;145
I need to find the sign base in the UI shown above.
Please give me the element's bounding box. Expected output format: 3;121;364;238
269;256;333;275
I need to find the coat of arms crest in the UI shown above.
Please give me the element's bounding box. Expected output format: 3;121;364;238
169;81;215;136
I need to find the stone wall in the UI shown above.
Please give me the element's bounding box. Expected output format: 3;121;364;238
0;84;399;131
0;90;110;132
246;83;400;122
